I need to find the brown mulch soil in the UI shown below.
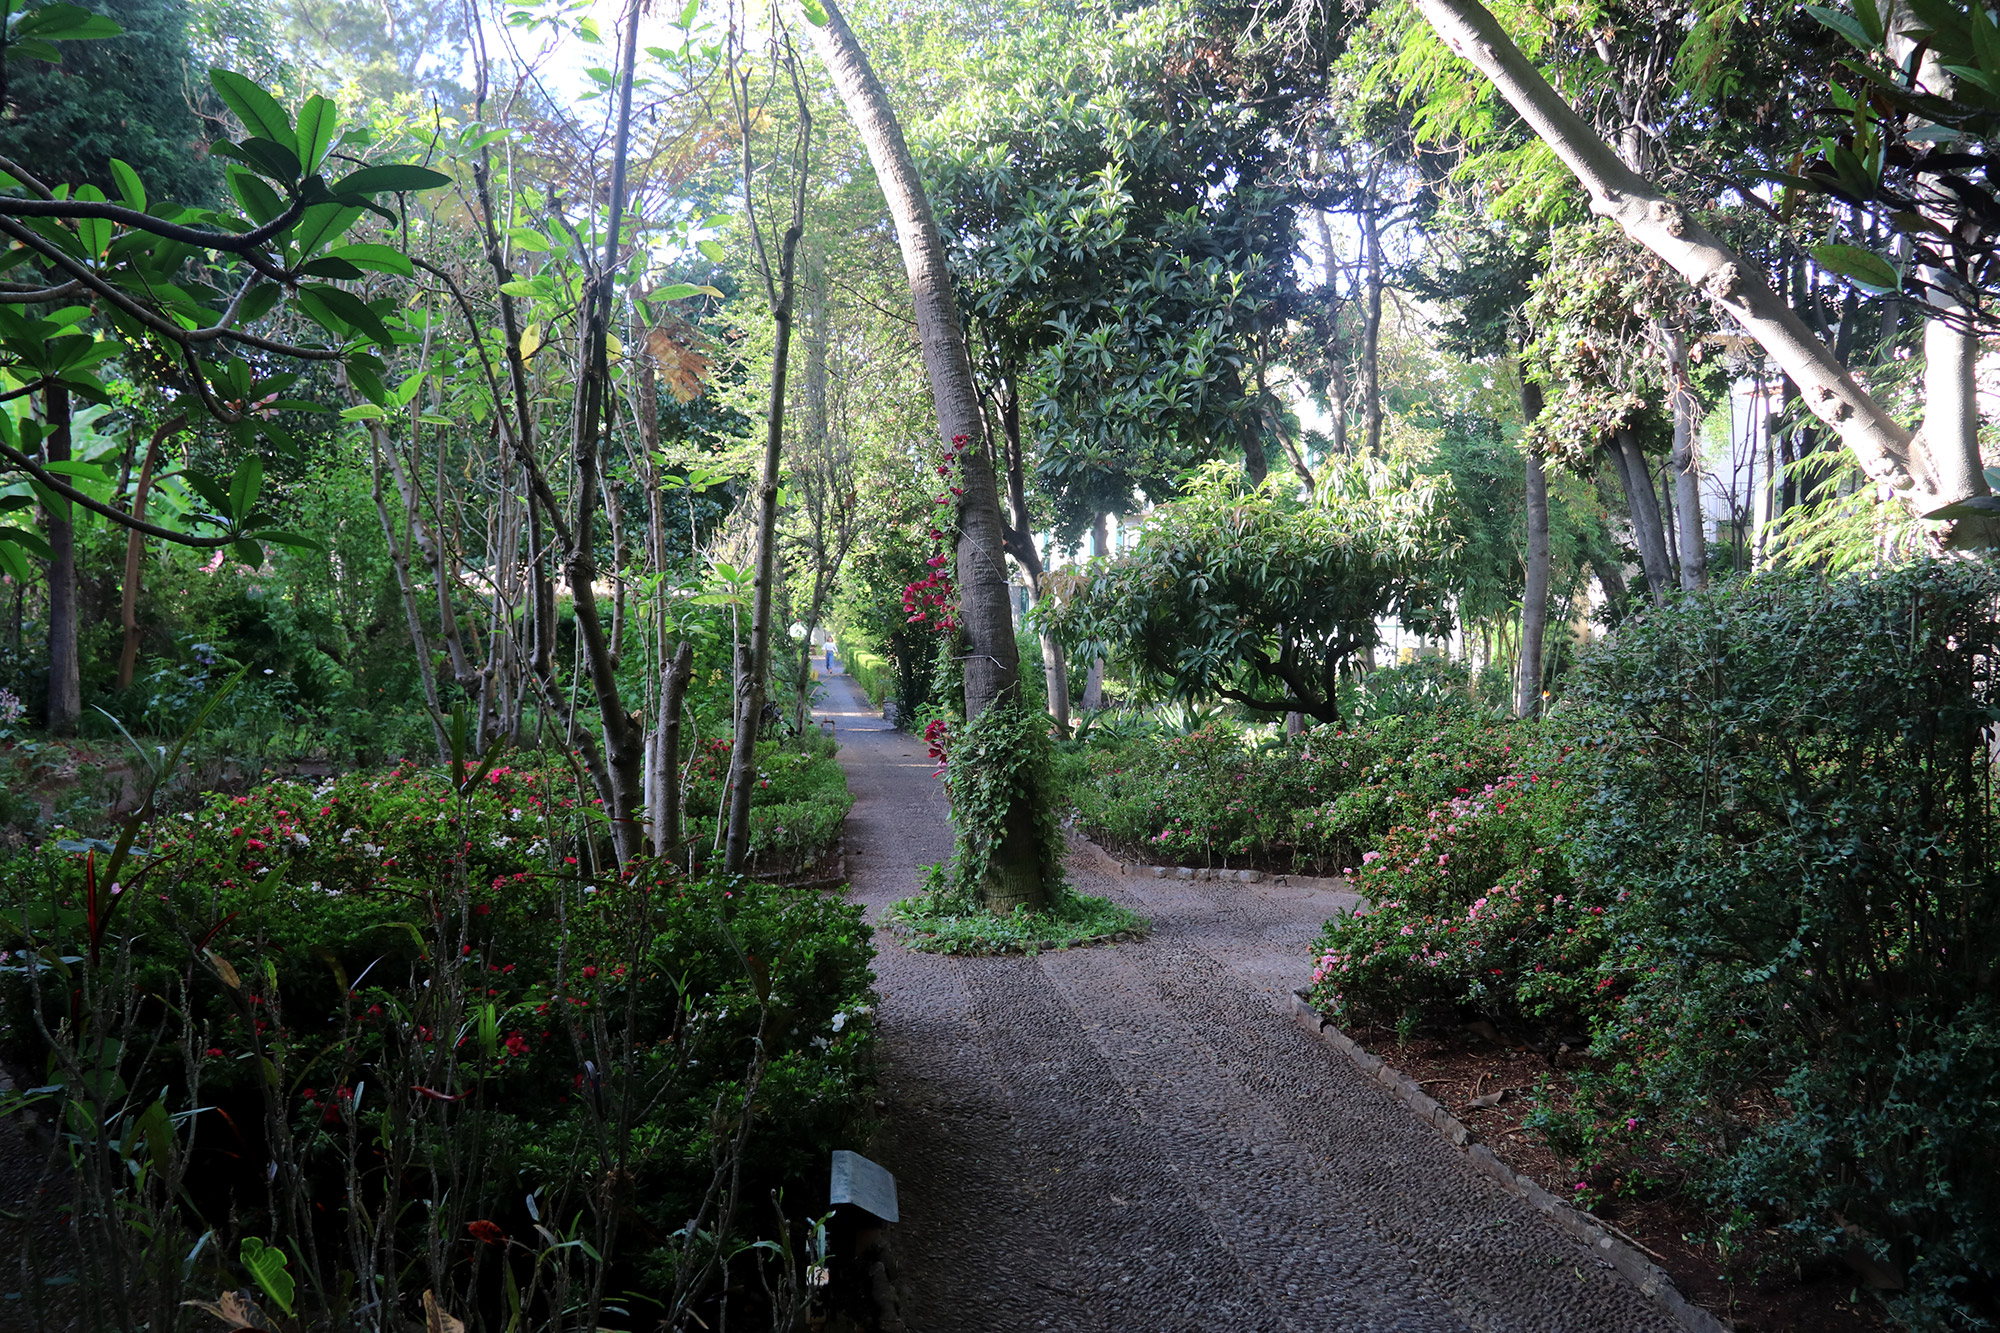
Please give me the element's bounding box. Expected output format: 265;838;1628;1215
1342;1021;1894;1333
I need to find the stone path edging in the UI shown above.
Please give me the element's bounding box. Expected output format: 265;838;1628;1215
1081;837;1353;894
1285;990;1733;1333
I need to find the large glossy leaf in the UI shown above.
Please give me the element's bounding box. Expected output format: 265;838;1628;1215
295;94;337;174
209;71;296;154
11;4;121;41
330;164;452;197
107;158;145;212
299;285;394;346
326;242;413;276
1811;242;1899;292
233;136;302;182
290;203;363;258
228;457;263;522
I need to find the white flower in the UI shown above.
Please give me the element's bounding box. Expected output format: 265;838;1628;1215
292;832;310;847
830;1011;848;1033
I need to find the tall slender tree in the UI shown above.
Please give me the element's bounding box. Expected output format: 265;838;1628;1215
804;0;1046;912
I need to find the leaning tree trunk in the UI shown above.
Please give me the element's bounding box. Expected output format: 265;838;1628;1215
1516;379;1550;717
1413;0;1988;523
806;0;1047;912
43;384;79;736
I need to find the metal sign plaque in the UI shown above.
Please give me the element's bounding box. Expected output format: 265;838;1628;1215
828;1149;898;1223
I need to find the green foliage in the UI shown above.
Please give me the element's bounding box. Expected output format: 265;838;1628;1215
1308;563;2000;1325
1058;709;1525;874
1563;562;2000;1324
1306;742;1604;1030
886;863;1145;955
934;694;1066;902
1;758;874;1324
1042;462;1456;724
0;0;219;204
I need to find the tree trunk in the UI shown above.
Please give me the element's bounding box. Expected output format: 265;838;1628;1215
652;640;693;859
1360;177;1385;457
1668;344;1707;589
42;384;78;736
1609;431;1673;605
566;0;649;865
806;0;1045;912
1081;513;1108;712
997;383;1070;737
116;415;181;691
1412;0;1988;521
723;193;804;875
1516;379;1549;717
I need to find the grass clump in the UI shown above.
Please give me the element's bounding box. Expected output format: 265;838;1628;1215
885;863;1147;955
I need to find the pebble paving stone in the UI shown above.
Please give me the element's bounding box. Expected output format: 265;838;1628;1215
822;669;1674;1332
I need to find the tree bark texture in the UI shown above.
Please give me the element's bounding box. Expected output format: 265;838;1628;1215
1516;379;1549;717
42;384;78;736
567;0;648;865
1609;431;1673;605
723;212;803;874
1413;0;1988;519
1670;378;1707;589
807;0;1045;912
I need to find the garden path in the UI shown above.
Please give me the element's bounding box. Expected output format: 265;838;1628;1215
822;667;1674;1333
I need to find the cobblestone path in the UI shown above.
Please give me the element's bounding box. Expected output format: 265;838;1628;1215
824;668;1671;1333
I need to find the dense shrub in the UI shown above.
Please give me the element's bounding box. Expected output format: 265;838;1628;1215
1565;563;2000;1326
1056;712;1523;873
1307;746;1609;1034
0;757;869;1328
1308;563;2000;1327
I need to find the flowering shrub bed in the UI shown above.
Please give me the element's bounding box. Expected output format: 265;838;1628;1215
0;756;872;1328
1305;747;1611;1033
1056;713;1524;873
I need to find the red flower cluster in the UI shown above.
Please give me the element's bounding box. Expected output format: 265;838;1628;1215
923;717;950;775
903;434;969;635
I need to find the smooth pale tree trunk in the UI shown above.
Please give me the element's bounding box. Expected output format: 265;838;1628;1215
806;0;1046;912
1609;430;1673;605
651;641;693;859
43;384;78;736
1081;513;1108;712
1668;344;1706;589
997;387;1070;736
1517;379;1550;717
1413;0;1989;523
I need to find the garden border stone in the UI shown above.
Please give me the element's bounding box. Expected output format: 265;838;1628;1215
1081;837;1352;893
1285;989;1733;1333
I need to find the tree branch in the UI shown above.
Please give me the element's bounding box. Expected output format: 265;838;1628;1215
0;439;232;547
1411;0;1981;515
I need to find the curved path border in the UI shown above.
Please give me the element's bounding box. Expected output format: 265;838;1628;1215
824;667;1682;1331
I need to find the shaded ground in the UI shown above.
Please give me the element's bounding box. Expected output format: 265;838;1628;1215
822;667;1676;1332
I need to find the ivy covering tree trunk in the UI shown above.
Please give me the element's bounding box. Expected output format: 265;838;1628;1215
805;0;1048;912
